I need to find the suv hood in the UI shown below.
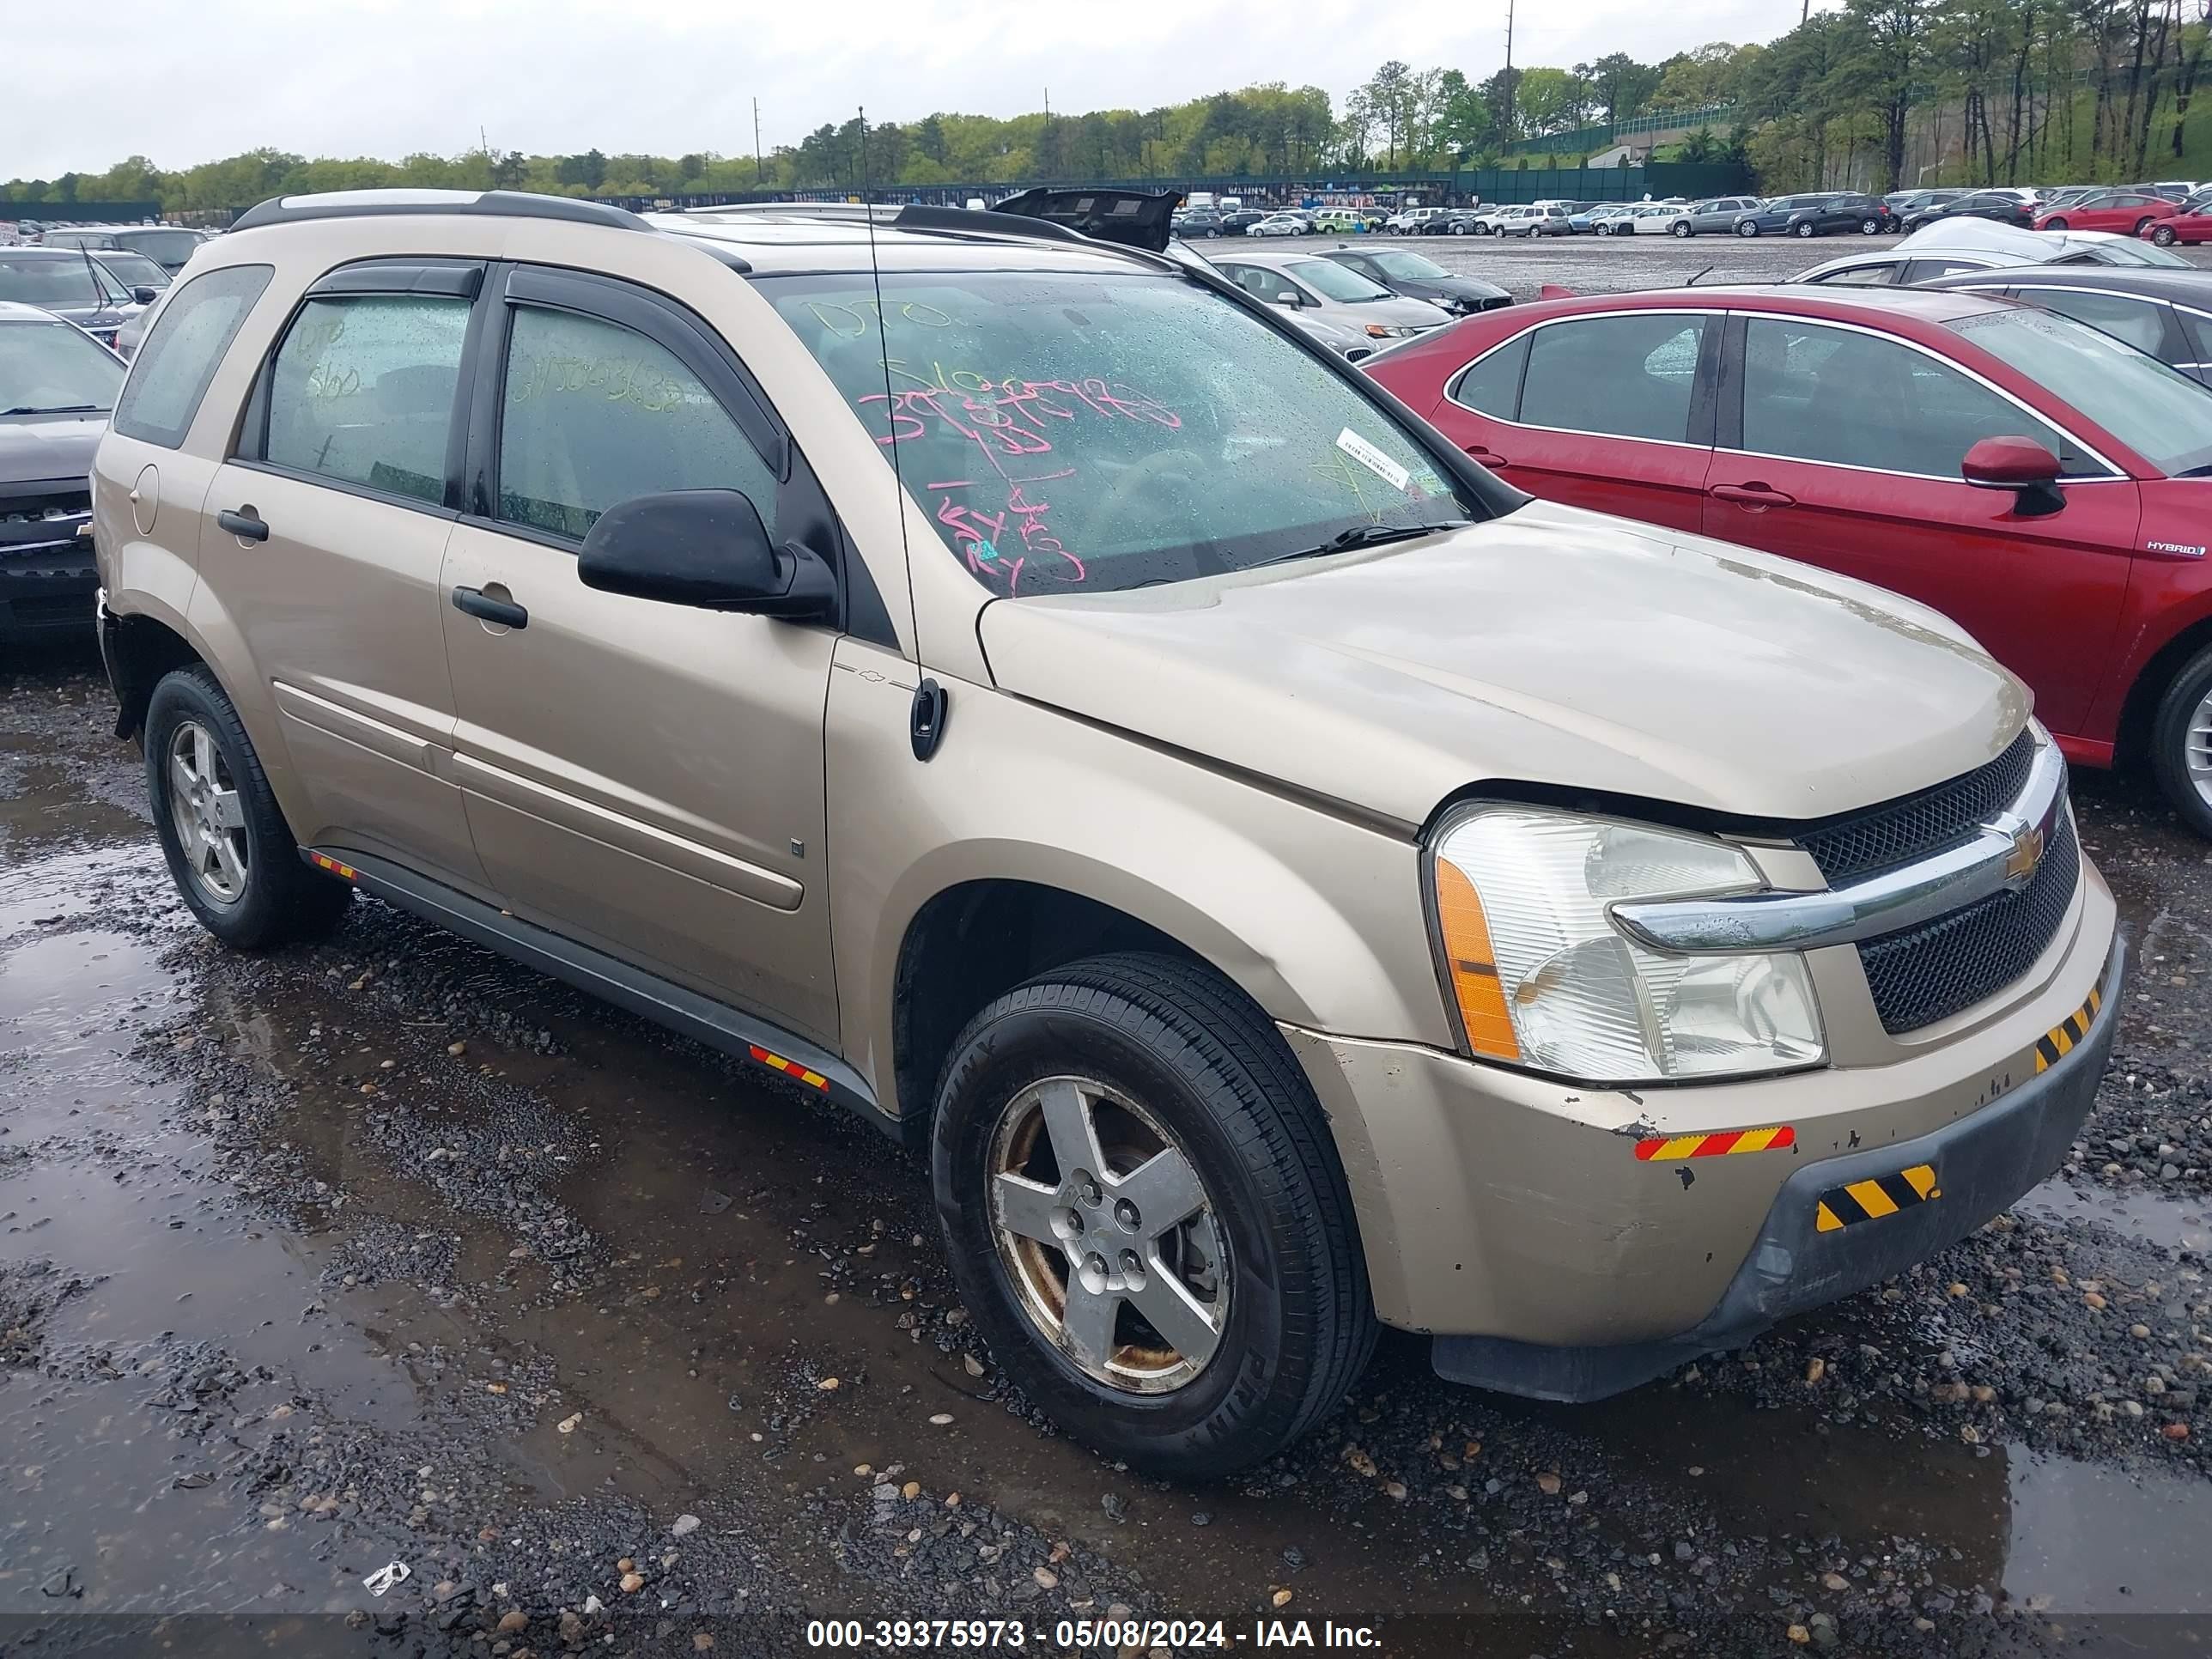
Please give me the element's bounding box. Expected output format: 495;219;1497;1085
0;412;105;483
976;500;2026;830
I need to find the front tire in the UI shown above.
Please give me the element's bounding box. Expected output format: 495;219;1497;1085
1738;220;1759;237
1796;220;1818;238
931;952;1375;1478
2153;224;2179;246
2150;643;2212;839
145;665;353;950
2044;216;2069;230
1672;221;1692;237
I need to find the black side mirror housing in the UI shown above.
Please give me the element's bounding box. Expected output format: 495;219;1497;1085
131;286;160;306
577;489;836;621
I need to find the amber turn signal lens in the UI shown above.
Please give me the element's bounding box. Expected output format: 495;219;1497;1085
1434;860;1522;1061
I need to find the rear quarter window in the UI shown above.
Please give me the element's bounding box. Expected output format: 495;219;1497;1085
112;264;274;449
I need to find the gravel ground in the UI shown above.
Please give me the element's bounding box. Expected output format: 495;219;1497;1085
3;642;2210;1659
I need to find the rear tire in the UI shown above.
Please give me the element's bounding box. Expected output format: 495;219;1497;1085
2149;643;2212;840
145;665;353;951
931;951;1376;1478
2134;217;2154;236
1861;217;1882;234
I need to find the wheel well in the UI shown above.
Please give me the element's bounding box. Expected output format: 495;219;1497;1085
2115;614;2212;769
107;613;205;741
891;880;1199;1146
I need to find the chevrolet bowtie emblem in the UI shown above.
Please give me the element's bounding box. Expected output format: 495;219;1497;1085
2003;822;2046;884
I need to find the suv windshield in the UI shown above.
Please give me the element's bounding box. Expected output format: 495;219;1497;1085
0;318;125;412
1368;250;1449;280
1949;307;2212;477
761;270;1470;596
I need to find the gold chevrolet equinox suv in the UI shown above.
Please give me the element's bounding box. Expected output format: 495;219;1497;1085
92;189;2124;1476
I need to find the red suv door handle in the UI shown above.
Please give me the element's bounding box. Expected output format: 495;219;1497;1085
1710;482;1796;508
1464;444;1510;467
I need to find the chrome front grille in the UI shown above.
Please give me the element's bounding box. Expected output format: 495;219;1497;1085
1858;805;2080;1034
1802;728;2038;884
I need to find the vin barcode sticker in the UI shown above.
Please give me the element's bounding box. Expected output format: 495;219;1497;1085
1336;428;1412;492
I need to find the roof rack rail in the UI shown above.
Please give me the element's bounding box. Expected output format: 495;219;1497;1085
228;189;651;235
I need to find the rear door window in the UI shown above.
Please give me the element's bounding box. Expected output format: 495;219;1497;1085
263;295;469;506
112;263;273;448
1449;332;1531;418
1521;314;1706;442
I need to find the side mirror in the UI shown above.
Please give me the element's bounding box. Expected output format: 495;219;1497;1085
1961;435;2065;516
1274;290;1301;307
578;489;836;620
131;286;160;306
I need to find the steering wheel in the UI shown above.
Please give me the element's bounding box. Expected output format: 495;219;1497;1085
1077;447;1210;556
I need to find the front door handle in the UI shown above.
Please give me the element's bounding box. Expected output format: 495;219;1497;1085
216;507;268;543
1464;444;1510;467
1710;482;1796;508
451;585;529;629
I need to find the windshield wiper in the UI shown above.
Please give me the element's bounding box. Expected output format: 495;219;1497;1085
0;404;106;416
1261;519;1468;567
2173;463;2212;478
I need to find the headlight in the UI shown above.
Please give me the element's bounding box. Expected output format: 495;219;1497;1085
1430;805;1825;1084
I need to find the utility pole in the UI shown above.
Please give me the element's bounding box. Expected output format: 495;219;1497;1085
753;98;764;185
1502;0;1517;142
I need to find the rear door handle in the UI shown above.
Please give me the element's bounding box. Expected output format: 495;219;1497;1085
1464;444;1510;467
216;507;268;543
1710;483;1796;508
451;586;529;629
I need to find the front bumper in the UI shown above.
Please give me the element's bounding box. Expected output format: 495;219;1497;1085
1432;933;2123;1401
0;541;98;639
1280;859;2121;1382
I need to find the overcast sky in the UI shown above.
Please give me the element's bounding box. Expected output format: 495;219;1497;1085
15;0;1790;179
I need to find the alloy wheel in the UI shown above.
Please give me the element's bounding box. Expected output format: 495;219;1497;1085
986;1075;1231;1395
166;719;249;905
2189;684;2212;813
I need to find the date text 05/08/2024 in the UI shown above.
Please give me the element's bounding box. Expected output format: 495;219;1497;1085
804;1619;1383;1649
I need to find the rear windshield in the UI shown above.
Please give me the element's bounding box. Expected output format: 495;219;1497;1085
1949;307;2212;477
114;230;205;265
760;270;1470;596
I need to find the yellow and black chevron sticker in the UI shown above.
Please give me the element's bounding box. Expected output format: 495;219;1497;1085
2034;982;2104;1074
1815;1164;1939;1232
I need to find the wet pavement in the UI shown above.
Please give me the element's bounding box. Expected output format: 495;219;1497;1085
1237;228;2212;300
3;642;2211;1658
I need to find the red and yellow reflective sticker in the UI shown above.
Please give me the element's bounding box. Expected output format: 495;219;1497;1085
309;853;359;882
749;1044;828;1091
1636;1125;1796;1162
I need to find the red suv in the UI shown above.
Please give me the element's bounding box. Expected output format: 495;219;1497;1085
2035;189;2179;234
1366;287;2212;830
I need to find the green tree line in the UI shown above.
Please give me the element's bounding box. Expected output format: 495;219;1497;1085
5;0;2206;213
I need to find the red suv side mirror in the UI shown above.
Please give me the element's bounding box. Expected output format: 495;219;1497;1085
1961;435;2066;515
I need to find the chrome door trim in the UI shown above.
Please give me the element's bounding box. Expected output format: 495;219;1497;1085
1613;731;2069;955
